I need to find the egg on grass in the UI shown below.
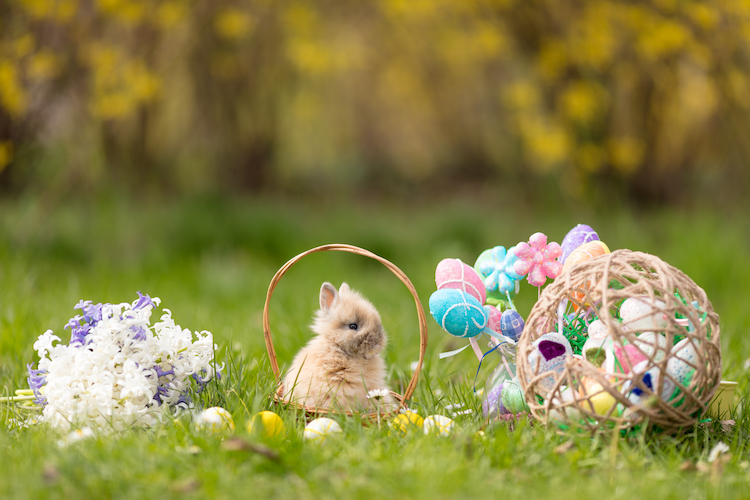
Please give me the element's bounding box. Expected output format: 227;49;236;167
304;417;343;443
195;407;235;434
247;411;286;439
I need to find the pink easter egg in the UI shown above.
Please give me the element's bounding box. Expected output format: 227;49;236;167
484;305;503;334
435;258;487;304
614;344;648;374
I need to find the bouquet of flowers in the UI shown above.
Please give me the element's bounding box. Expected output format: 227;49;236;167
25;292;219;431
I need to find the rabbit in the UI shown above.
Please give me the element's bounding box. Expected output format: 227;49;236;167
282;282;395;412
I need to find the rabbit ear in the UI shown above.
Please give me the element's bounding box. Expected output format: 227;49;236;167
320;282;338;311
339;283;350;294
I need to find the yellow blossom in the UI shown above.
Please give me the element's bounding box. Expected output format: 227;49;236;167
28;51;60;81
0;141;13;173
214;7;255;41
0;61;28;117
608;137;644;174
558;81;607;124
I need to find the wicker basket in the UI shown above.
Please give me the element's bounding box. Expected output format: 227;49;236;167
262;244;428;419
517;249;721;433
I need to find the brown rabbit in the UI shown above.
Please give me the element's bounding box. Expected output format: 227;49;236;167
282;282;395;411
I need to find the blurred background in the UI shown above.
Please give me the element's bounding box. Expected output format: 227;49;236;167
2;0;750;392
1;0;750;203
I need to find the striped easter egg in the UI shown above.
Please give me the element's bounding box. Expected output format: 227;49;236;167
429;289;486;338
435;258;487;305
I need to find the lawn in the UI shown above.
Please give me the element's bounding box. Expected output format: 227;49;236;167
1;193;750;499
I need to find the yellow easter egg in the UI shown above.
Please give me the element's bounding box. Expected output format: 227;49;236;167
195;407;235;434
578;379;618;416
562;241;611;310
247;411;286;438
388;411;424;435
562;240;611;274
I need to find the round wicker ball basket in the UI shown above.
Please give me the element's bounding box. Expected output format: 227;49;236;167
262;244;428;419
517;249;721;433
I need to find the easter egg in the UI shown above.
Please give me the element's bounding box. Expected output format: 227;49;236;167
388;411;424;435
560;224;600;264
304;418;342;443
620;297;669;332
581;335;613;370
429;289;486;338
247;411;285;439
484;305;503;335
500;379;529;414
666;338;699;388
633;332;668;361
500;310;525;342
423;415;455;437
549;386;582;425
625;361;676;408
435;258;487;304
579;378;618;416
560;241;610;310
561;240;610;275
613;344;648;374
195;407;235;434
587;319;608;339
527;332;573;391
482;381;508;418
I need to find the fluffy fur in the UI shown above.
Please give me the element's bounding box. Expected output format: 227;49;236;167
282;282;395;411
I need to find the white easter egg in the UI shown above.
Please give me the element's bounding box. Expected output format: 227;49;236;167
666;338;699;388
624;361;676;408
620;297;669;332
304;418;342;443
423;415;455;437
528;332;573;391
549;386;582;425
195;407;235;434
587;319;608;340
633;332;668;361
581;335;614;370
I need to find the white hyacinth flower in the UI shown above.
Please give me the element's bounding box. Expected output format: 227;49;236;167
27;292;219;432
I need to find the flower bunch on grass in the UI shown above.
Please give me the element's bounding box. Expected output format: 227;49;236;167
27;292;219;431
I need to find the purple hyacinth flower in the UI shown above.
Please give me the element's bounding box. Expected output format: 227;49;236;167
26;364;48;405
133;292;156;311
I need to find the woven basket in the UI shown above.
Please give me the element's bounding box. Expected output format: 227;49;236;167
517;249;721;433
263;244;428;419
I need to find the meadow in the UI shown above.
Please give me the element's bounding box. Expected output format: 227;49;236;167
2;193;750;499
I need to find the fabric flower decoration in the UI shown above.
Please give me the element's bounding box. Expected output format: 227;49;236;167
474;246;523;294
513;233;563;287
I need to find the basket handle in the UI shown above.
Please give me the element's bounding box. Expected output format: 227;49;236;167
262;244;429;404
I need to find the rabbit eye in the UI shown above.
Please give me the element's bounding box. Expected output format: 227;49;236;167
348;323;358;330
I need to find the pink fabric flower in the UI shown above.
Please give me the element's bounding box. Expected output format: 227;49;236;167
513;233;563;287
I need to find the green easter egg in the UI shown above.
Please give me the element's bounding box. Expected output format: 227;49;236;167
501;380;529;414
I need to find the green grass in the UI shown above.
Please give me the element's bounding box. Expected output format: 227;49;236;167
2;193;750;499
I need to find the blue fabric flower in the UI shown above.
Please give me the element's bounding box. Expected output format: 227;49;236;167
474;246;523;295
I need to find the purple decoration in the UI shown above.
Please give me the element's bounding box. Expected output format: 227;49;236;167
500;310;525;341
559;224;599;264
539;340;566;360
483;382;508;418
528;332;573;391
